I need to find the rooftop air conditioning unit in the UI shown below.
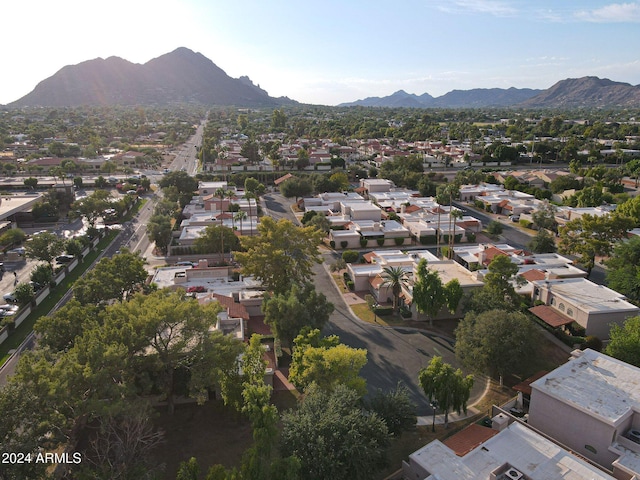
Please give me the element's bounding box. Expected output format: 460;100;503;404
504;468;524;480
629;429;640;444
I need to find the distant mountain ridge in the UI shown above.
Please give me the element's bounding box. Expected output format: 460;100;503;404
340;77;640;109
8;47;295;108
6;48;640;109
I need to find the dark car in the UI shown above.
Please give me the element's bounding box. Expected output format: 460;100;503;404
55;254;75;263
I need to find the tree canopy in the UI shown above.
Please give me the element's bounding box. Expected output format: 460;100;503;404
289;329;367;396
280;384;389;480
262;283;334;348
558;213;634;276
605;316;640;368
418;356;474;428
455;309;540;385
235;217;323;294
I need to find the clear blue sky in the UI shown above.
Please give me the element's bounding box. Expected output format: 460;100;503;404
3;0;640;106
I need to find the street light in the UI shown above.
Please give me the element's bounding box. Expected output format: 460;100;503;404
430;399;438;432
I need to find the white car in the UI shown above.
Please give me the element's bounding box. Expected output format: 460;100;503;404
2;292;17;303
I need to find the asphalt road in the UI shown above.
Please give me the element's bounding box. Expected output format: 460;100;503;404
263;192;485;415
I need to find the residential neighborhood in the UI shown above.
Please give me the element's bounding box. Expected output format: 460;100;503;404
1;105;640;480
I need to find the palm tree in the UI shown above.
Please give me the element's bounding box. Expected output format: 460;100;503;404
381;266;410;312
215;188;233;265
234;210;247;235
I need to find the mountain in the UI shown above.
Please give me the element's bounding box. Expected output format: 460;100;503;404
340;86;542;108
339;77;640;109
517;77;640;108
9;47;295;108
431;87;542;108
341;90;434;108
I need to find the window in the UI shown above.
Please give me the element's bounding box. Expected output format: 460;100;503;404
567;308;573;317
559;303;565;312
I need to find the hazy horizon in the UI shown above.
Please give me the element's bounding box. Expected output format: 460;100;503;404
4;0;640;106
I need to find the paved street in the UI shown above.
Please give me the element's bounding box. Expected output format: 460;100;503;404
263;192;485;416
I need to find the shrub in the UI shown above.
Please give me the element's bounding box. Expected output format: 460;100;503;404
419;235;436;245
342;250;359;264
330;259;347;272
486;220;503;235
346;280;355;290
519;219;533;228
376;237;385;246
583;335;603;352
394;237;404;246
466;231;476;243
329;240;336;249
373;305;393;316
359;237;368;248
340;240;348;249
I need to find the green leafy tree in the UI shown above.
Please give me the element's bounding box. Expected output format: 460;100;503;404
605;316;640;367
23;177;38;189
558;213;634;277
235;217;323;294
262;283;334;348
0;228;26;248
158;170;198;195
73;249;148;305
605;236;640;304
30;263;53;289
24;232;65;269
280;384;389;480
71;189;112;228
13;282;35;306
531;201;558;232
194;224;240;263
455;309;539;386
528;229;557;254
418;356;474;429
34;299;101;352
412;259;445;323
280;177;313;201
109;289;244;414
365;383;417;437
147;214;173;255
289;329;367;396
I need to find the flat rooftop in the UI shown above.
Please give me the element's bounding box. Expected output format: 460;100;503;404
532;278;639;314
408;421;616;480
531;349;640;425
0;194;43;220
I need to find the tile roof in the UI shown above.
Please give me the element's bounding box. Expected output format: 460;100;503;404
520;269;546;282
443;424;499;456
207;293;250;320
528;304;574;328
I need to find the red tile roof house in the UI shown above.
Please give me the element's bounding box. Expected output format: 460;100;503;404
25;156;63;171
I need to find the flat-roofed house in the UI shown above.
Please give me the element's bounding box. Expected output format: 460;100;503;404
402;420;617;480
528;349;640;478
529;277;639;338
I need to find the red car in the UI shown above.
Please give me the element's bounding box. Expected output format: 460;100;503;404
186;286;206;293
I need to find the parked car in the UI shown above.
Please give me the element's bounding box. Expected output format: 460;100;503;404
511;215;520;222
176;261;196;267
3;292;17;303
55;254;75;263
8;247;25;256
186;286;206;293
0;304;19;316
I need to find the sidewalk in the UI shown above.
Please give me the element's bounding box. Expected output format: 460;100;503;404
416;376;491;426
